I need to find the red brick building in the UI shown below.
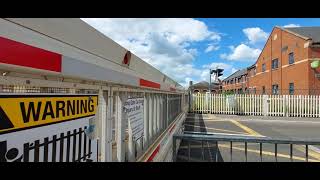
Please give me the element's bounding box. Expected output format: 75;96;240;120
189;81;222;93
222;26;320;95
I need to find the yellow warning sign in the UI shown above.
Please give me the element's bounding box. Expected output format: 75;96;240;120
0;95;98;134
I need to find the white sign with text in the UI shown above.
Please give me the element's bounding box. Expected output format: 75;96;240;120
124;98;144;141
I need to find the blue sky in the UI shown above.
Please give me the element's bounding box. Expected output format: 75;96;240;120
82;18;320;87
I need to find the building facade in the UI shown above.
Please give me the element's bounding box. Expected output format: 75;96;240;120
189;81;222;94
222;26;320;95
222;69;249;94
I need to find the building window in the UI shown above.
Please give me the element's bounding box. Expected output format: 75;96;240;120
252;68;256;76
272;58;279;69
289;83;294;95
282;46;288;52
289;52;294;65
272;84;279;95
262;86;266;94
262;63;266;72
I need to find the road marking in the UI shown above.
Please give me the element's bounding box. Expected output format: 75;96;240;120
230;120;263;137
184;124;249;134
230;119;320;161
185;119;231;122
187;116;320;124
179;144;319;162
185;117;320;162
183;131;262;137
218;144;319;162
295;145;320;161
238;119;320;124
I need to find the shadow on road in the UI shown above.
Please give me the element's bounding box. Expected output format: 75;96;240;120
176;113;224;162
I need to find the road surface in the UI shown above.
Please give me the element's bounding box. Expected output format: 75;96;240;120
176;113;320;162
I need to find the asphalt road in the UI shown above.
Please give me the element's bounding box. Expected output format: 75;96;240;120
176;113;320;162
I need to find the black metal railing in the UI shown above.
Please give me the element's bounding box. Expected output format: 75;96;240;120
172;132;320;162
0;126;97;162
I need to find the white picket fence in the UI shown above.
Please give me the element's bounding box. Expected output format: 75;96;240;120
191;94;320;118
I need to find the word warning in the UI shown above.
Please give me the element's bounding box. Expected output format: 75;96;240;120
0;95;98;134
0;94;98;162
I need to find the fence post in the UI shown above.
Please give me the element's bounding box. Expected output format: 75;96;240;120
143;93;149;150
116;91;125;162
262;95;269;116
98;88;111;162
285;95;289;117
167;94;169;127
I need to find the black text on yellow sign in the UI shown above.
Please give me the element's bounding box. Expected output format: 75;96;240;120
0;95;98;134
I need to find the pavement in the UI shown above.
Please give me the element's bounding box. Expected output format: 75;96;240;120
176;113;320;162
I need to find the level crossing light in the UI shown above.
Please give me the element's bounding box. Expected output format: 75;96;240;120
209;68;224;93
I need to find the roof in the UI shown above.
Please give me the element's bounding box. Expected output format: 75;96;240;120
247;64;256;70
222;68;247;82
284;27;320;43
189;81;220;89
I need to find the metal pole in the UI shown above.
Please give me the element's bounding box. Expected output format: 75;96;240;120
215;67;218;82
260;143;262;162
215;141;218;162
275;143;278;162
209;69;211;93
306;144;309;162
188;141;191;161
202;140;204;161
230;141;233;162
172;137;176;162
245;142;247;162
290;144;293;162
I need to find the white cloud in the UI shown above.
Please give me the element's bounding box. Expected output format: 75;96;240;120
200;62;234;82
202;62;231;70
220;44;261;61
243;27;268;45
210;34;221;41
205;44;220;53
231;68;238;73
81;18;221;87
283;24;300;28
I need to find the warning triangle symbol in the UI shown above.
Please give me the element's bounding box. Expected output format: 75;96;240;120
0;106;14;130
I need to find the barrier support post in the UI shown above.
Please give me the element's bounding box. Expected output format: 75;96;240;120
99;88;112;162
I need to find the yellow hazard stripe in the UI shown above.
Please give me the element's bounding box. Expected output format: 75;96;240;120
230;120;263;137
0;95;98;133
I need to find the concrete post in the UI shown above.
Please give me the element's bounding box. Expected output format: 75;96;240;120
285;95;289;117
262;95;269;116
